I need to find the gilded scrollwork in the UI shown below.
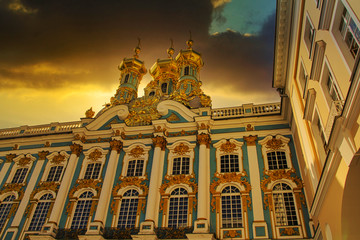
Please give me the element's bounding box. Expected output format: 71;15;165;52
38;151;49;160
159;174;198;195
124;97;161;126
70;143;83;156
129;146;145;158
166;113;180;122
0;183;25;200
6;154;16;163
167;130;197;137
30;181;60;200
260;168;303;192
197;133;211;147
152;136;167;150
52;154;65;164
68;179;102;199
265;138;284;150
88;149;102;161
219;140;238;153
243;135;257;146
263;193;273;210
18;157;32;166
110;139;123;153
173;143;190;155
280;227;299;236
224;230;241;238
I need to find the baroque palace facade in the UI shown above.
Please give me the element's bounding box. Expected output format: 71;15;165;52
0;1;359;240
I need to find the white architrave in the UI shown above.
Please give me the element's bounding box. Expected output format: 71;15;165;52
121;143;151;178
213;139;244;173
40;151;70;182
79;147;109;179
258;135;293;171
167;140;196;176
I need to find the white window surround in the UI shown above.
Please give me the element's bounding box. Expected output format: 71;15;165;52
26;191;55;232
258;135;293;171
121;144;151;178
40;151;70;183
167;141;196;176
7;154;36;184
79;147;108;180
213;139;244;174
112;186;145;228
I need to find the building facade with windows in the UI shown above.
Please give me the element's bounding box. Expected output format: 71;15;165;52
0;1;359;239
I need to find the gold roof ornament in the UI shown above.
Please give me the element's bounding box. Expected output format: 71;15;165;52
167;38;175;58
134;38;141;58
186;31;193;49
85;107;95;118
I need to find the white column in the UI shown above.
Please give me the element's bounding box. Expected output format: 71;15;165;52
90;140;122;231
139;136;166;235
45;143;82;232
193;133;211;234
0;154;15;185
244;135;268;239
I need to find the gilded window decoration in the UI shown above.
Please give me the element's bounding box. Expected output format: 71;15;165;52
259;135;293;171
79;147;108;180
38;151;49;160
41;151;69;183
159;174;197;227
167;141;195;177
110;176;148;228
27;193;54;231
210;171;250;239
260;167;306;239
7;154;35;185
5;154;16;163
214;139;244;174
0;195;18;231
121;144;151;178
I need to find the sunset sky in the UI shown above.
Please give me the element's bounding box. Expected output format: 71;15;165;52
0;0;278;129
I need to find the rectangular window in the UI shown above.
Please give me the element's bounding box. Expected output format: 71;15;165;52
304;16;315;55
267;151;288;170
339;8;360;58
325;71;341;101
126;160;144;177
172;157;190;175
84;163;101;179
220;155;240;173
46;166;64;182
11;168;28;184
299;62;308;94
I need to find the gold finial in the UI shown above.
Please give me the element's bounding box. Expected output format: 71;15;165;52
85;107;95;118
186;31;193;49
167;38;175;58
134;38;141;58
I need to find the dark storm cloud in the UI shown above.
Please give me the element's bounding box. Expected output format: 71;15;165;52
0;0;276;97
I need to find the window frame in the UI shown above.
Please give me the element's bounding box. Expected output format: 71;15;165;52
304;14;316;57
121;144;151;178
319;59;343;108
79;147;108;180
0;194;17;233
27;192;55;232
167;187;189;228
7;154;35;184
213;139;244;174
259;135;293;171
220;185;243;229
167;141;195;176
41;151;69;183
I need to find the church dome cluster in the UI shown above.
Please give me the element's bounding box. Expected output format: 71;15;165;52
101;39;211;126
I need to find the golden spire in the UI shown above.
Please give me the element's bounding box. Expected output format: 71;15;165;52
134;38;141;58
186;31;193;49
167;38;175;58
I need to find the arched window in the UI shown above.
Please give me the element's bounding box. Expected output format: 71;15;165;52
46;166;64;182
161;83;168;93
126;160;144;177
221;186;242;228
184;66;190;76
220;154;240;173
272;183;298;226
267;151;288;170
117;189;139;228
124;74;130;83
28;193;53;231
84;163;101;179
71;191;94;229
11;167;28;183
172;157;190;175
0;195;16;230
168;188;188;228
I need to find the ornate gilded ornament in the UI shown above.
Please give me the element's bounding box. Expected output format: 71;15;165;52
38;151;49;160
85;107;95;118
280;227;299;236
219;140;238;153
197;133;211;148
265;138;284;150
110;139;123;153
88;149;102;161
6;154;16;163
167;130;196;137
124;97;161;126
44;141;51;147
173;143;190;155
70;143;83;157
260;168;303;192
68;179;102;200
243;135;257;146
30;181;59;200
160;174;198;195
166;113;180;122
13;144;18;150
0;183;25;200
18;157;31;166
246;124;254;131
224;230;241;238
52;154;65;164
129;146;145;158
152;136;167;150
